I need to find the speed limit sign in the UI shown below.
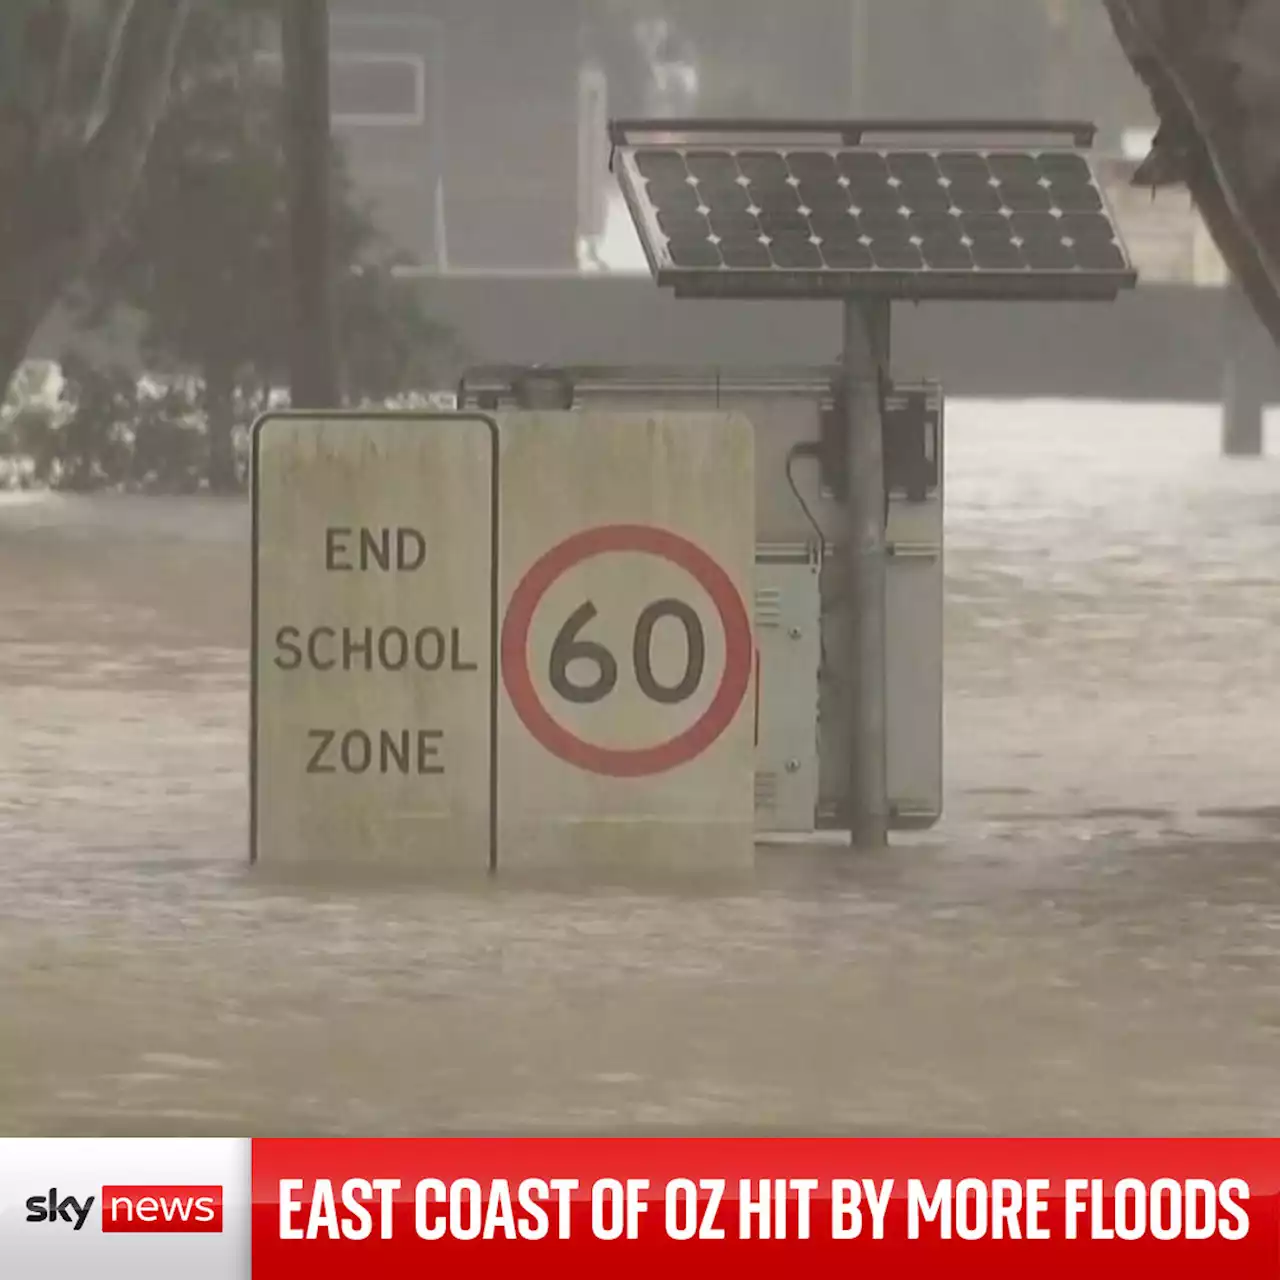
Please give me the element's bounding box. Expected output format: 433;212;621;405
496;409;756;865
502;523;754;777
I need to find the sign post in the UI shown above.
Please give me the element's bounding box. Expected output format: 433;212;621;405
251;413;499;871
842;296;891;847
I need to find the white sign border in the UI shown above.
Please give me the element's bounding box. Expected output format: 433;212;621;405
248;411;502;871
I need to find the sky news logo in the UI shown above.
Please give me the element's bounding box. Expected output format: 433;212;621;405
25;1185;224;1233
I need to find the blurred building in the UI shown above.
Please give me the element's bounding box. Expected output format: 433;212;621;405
24;0;1240;410
322;0;582;272
281;1;1158;274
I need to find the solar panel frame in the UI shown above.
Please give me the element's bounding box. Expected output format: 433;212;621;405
611;126;1137;303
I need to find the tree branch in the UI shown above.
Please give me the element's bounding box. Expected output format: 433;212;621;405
26;0;73;156
83;0;135;143
77;0;192;261
0;0;192;391
1105;0;1280;345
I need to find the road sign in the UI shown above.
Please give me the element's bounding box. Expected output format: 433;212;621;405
251;412;498;871
496;410;756;874
501;523;753;777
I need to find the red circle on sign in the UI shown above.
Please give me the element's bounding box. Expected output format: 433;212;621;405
501;524;753;778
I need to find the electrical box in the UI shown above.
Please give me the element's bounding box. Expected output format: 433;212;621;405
753;543;822;833
458;364;943;833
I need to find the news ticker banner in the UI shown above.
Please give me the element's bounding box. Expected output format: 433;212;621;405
2;1138;1277;1278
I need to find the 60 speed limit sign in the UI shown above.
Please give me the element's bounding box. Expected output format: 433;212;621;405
501;524;754;778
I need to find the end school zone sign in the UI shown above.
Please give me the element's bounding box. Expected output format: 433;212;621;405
250;410;756;871
274;525;480;777
250;413;500;871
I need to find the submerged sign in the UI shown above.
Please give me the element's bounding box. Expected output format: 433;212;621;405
251;408;756;876
251;413;499;870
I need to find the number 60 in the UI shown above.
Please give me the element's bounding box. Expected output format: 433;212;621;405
548;598;707;706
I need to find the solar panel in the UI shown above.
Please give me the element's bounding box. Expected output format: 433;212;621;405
611;124;1137;301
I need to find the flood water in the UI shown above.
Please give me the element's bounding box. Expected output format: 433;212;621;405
2;400;1279;1137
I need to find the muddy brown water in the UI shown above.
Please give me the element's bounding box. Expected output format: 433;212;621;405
2;400;1278;1136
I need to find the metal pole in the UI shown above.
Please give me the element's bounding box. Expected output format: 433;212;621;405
842;296;890;848
281;0;338;408
1221;274;1265;457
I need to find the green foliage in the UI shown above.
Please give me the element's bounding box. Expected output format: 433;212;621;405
64;0;449;489
92;1;413;377
340;259;453;406
87;18;291;378
0;353;208;492
48;350;136;490
0;361;60;485
125;378;206;491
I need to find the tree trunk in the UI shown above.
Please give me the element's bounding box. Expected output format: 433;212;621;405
204;360;237;493
1104;0;1280;348
282;0;339;408
0;304;40;403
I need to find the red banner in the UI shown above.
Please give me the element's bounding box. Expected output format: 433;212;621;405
251;1138;1280;1279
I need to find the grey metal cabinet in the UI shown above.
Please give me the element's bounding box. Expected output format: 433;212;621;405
458;364;944;833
